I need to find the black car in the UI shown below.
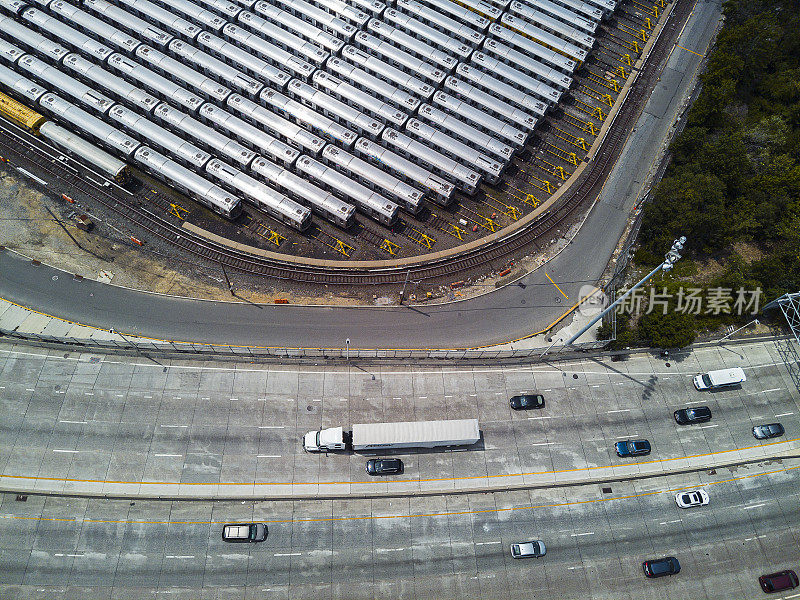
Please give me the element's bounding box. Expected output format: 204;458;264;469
366;458;403;475
753;423;785;440
674;406;712;425
615;439;651;457
643;556;680;578
510;394;545;410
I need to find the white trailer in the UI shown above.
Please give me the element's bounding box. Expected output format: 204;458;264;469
303;418;481;451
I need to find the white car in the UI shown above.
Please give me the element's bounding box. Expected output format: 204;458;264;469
675;489;709;508
510;540;546;558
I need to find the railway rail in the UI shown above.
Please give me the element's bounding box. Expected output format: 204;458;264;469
0;0;689;285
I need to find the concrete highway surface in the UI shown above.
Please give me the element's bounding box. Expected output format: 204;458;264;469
0;0;723;349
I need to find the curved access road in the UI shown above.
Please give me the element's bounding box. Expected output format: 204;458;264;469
0;0;722;349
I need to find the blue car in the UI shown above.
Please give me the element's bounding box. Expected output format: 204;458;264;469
615;439;651;457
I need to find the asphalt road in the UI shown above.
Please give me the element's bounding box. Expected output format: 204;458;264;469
1;464;797;599
0;0;723;349
2;339;798;497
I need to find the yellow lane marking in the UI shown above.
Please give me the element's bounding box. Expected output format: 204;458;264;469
2;438;797;488
545;272;569;299
675;44;703;56
2;463;797;526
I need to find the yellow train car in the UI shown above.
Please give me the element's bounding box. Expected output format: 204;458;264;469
0;90;47;134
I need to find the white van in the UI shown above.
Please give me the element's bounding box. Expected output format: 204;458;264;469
693;367;746;390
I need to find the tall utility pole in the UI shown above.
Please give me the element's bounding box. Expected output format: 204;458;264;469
566;236;686;346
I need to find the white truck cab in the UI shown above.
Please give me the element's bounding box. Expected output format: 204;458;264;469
303;426;346;452
693;367;746;390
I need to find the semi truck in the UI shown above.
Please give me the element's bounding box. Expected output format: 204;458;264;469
303;418;481;452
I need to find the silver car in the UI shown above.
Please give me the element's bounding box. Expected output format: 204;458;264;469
222;523;268;543
510;540;546;558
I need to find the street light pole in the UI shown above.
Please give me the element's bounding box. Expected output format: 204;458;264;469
565;236;686;346
345;338;350;361
718;318;759;344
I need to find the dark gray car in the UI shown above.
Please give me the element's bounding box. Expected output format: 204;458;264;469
753;423;784;439
366;458;403;475
674;406;712;424
510;394;545;410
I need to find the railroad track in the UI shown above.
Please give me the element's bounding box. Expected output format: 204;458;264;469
1;0;689;285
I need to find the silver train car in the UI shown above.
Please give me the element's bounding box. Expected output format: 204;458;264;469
509;0;595;51
405;117;502;184
548;0;603;23
443;76;538;131
305;0;369;26
0;62;47;102
133;146;241;218
355;137;454;205
193;0;243;20
382;7;472;60
0;36;26;65
17;54;115;114
342;45;434;98
0;0;29;16
260;87;358;150
382;127;482;194
167;39;267;99
252;1;344;53
483;38;573;91
287;78;383;139
198;102;300;168
269;0;357;40
226;93;326;157
500;13;587;63
354;30;445;84
326;55;419;112
222;23;316;81
20;7;113;62
152;102;257;168
366;18;457;72
456;63;548;118
115;0;202;42
322;144;423;214
205;158;312;231
417;103;514;160
39;120;131;181
135;45;231;104
237;10;328;66
415;0;490;31
149;0;228;34
295;155;398;226
249;155;356;228
0;14;70;63
342;0;384;15
432;91;527;148
108;104;212;171
62;53;159;114
48;0;142;55
471;51;562;105
194;32;291;92
82;0;174;50
394;0;484;47
453;0;502;21
488;22;576;75
38;92;141;157
311;70;406;128
107;53;205;114
526;0;597;35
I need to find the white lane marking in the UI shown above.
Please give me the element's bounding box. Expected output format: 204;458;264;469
527;416;552;420
475;541;501;546
166;555;194;559
530;442;554;446
312;399;321;402
25;388;34;392
52;449;79;453
274;553;301;557
742;503;766;510
160;425;188;428
258;426;285;429
419;396;427;399
444;395;453;398
659;519;681;525
699;424;718;429
116;394;124;397
571;532;594;537
144;395;152;399
774;412;794;417
376;547;405;552
59;420;87;425
230;398;238;401
257;455;281;458
607;409;630;414
743;535;767;542
784;593;800;599
591;385;600;388
761;388;782;393
84;392;93;396
154;453;182;457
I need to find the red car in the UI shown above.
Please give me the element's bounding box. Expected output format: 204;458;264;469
759;570;799;593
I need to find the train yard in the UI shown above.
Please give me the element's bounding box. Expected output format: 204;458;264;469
0;0;685;284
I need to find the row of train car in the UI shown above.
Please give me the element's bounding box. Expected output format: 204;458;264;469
0;0;617;238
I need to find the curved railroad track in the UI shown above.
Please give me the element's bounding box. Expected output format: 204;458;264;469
1;0;688;285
